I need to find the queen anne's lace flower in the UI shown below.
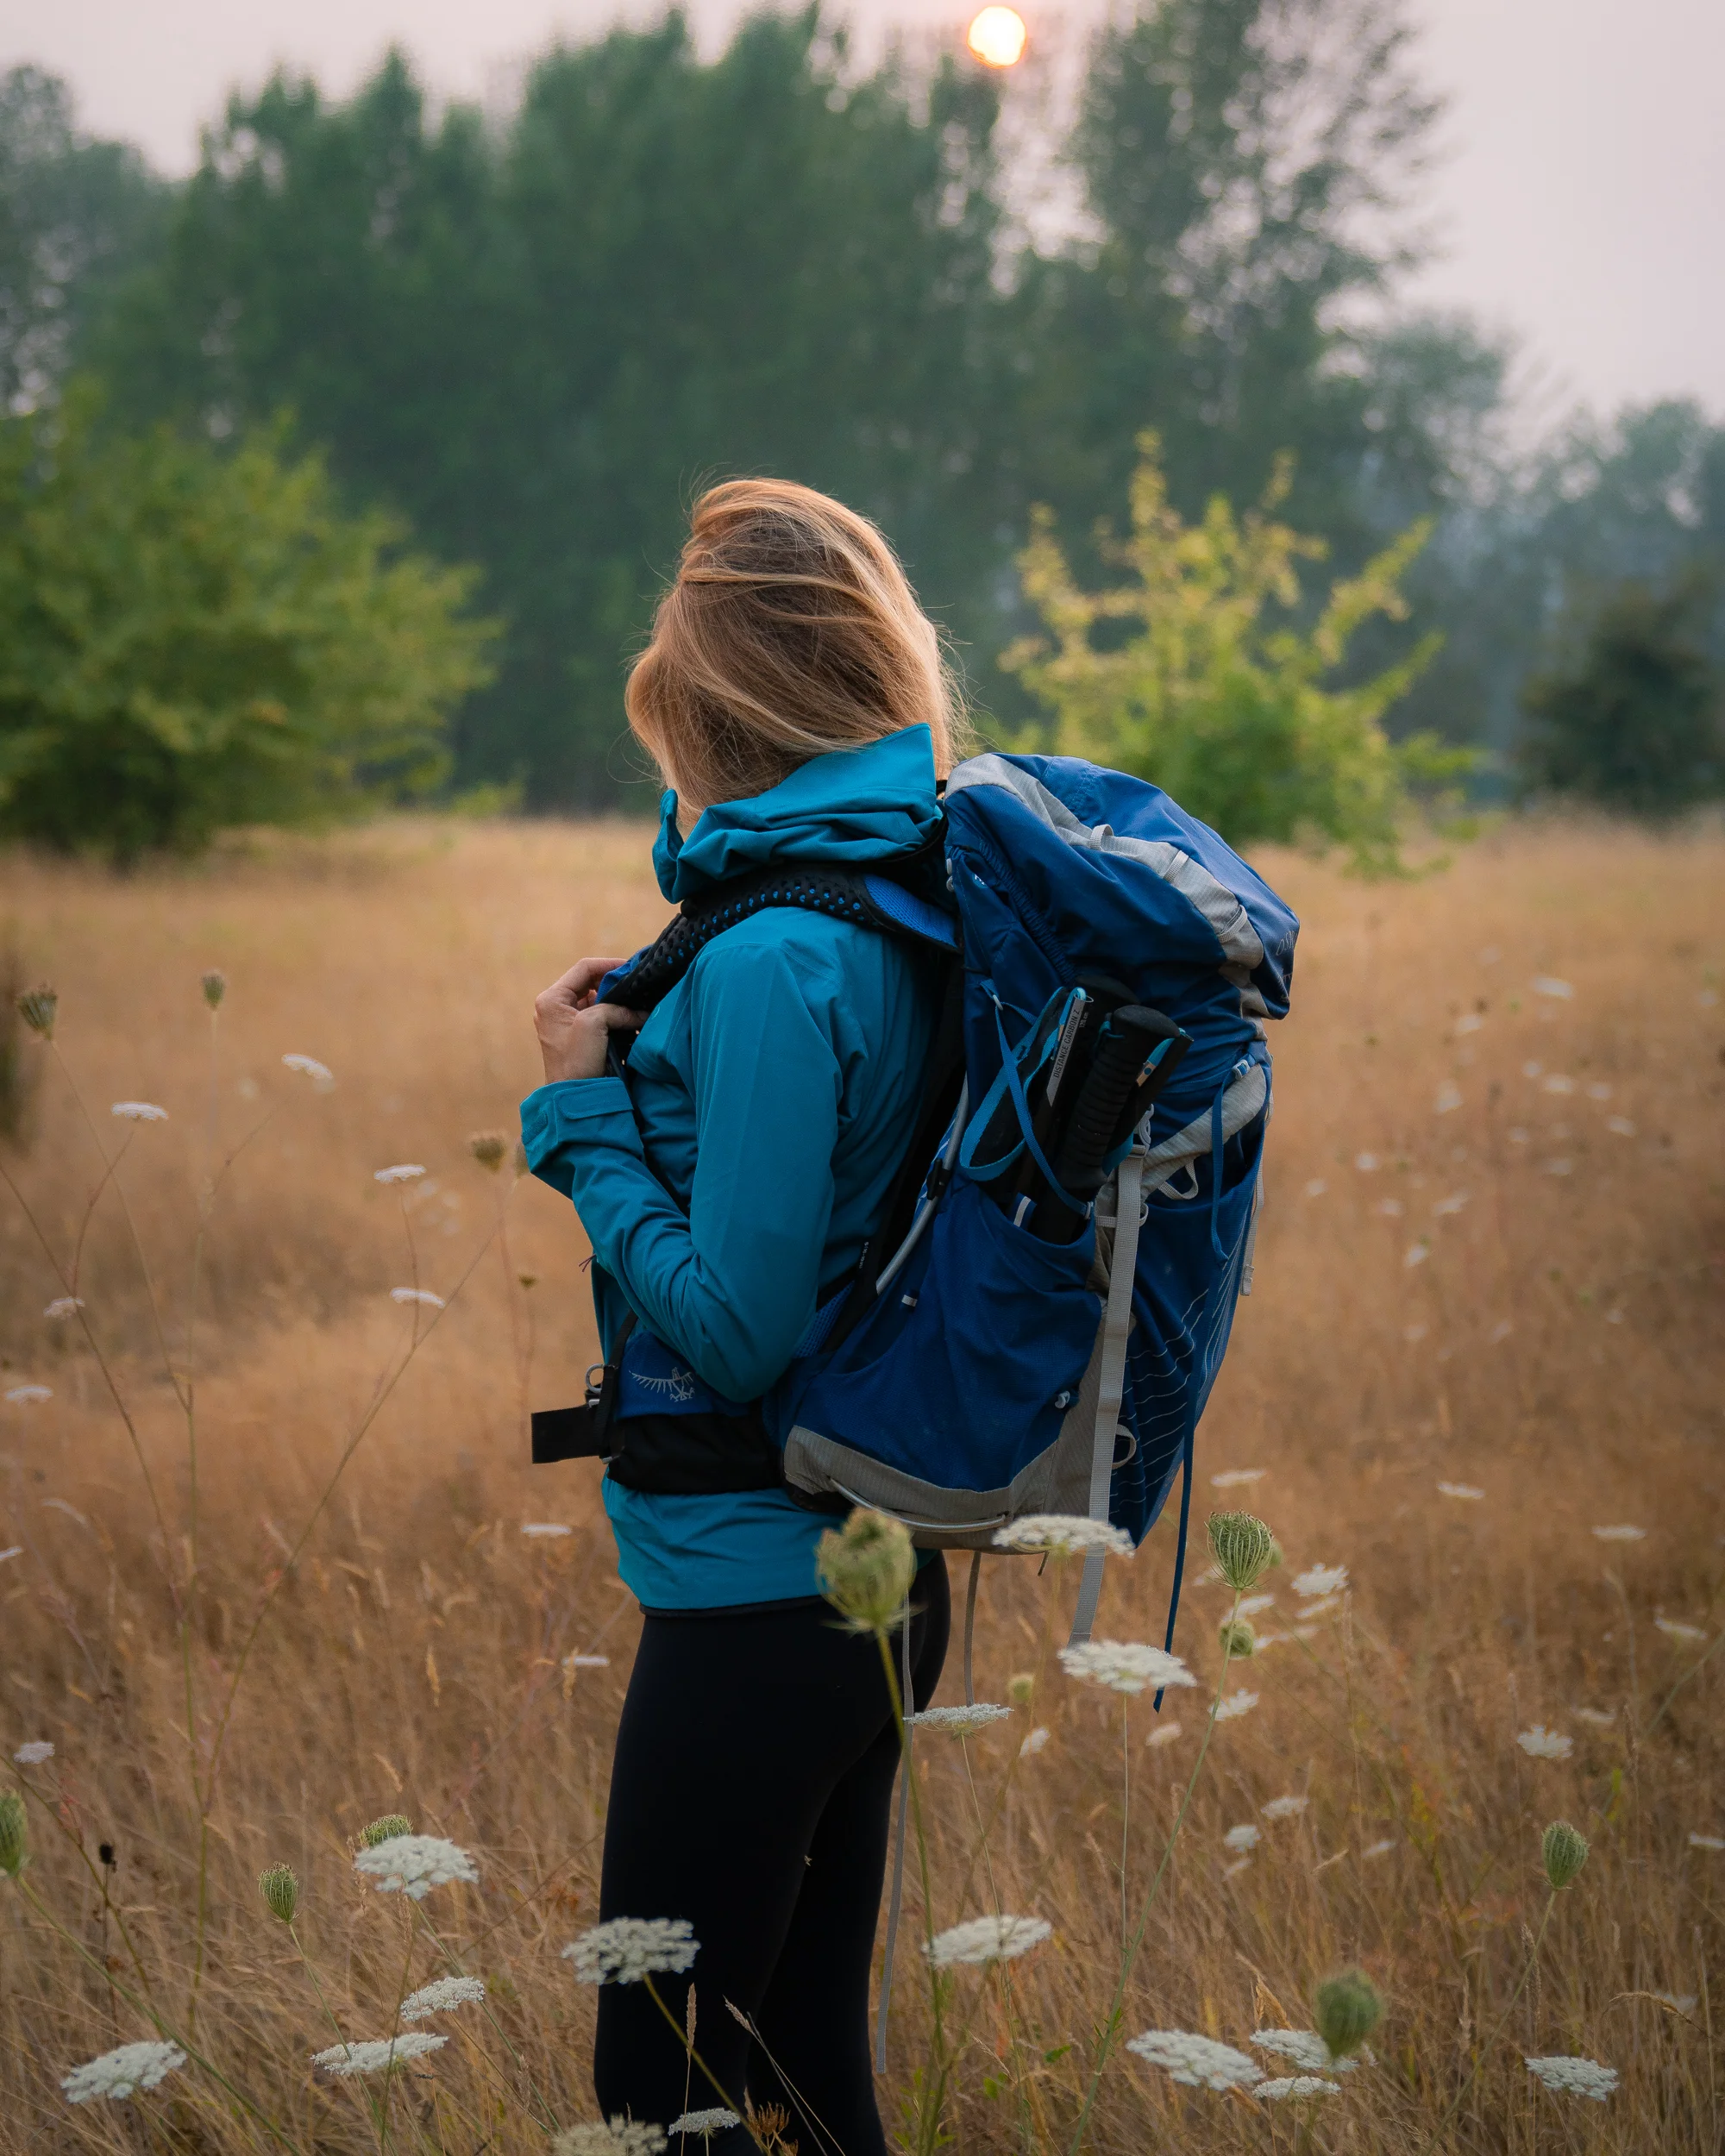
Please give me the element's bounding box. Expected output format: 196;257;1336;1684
1058;1640;1195;1695
1525;2056;1618;2100
563;1917;699;1983
399;1976;485;2021
391;1287;445;1308
374;1163;426;1185
13;1741;53;1764
1517;1726;1573;1761
1145;1721;1182;1748
110;1102;168;1123
1223;1824;1260;1852
5;1384;51;1404
1019;1726;1050;1757
1252;2030;1365;2075
312;2034;448;2078
1572;1707;1617;1727
522;1521;573;1537
924;1915;1051;1965
1258;2076;1340;2101
282;1053;335;1089
1688;1833;1725;1851
1590;1524;1647;1543
1438;1482;1484;1500
1655;1617;1706;1643
43;1298;83;1320
667;2109;740;2138
1261;1795;1308;1821
352;1834;479;1900
1126;2030;1263;2090
904;1703;1012;1735
1292;1564;1348;1599
61;2040;186;2103
993;1515;1134;1557
552;2123;668;2156
1214;1689;1259;1721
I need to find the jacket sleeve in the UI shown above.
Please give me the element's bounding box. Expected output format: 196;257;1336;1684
519;937;843;1401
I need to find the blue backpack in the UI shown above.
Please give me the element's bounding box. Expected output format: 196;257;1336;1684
535;750;1297;1644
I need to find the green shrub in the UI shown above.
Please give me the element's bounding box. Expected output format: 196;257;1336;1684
0;389;497;862
1002;432;1460;872
1518;577;1723;819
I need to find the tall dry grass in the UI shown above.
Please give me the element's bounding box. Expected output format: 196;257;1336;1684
0;813;1720;2153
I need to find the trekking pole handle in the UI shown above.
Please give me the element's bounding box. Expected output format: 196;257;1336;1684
1051;1006;1187;1203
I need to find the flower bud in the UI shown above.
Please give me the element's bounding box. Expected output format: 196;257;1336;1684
1219;1618;1256;1660
16;985;56;1041
1208;1511;1275;1595
361;1814;412;1848
1541;1819;1589;1890
258;1863;298;1921
816;1508;916;1632
1007;1671;1036;1707
467;1130;509;1173
0;1790;27;1879
1315;1967;1383;2059
201;970;227;1011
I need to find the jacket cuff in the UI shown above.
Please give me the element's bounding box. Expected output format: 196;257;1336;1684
518;1078;641;1176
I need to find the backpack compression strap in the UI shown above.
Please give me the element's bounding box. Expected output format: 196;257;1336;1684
598;829;957;1014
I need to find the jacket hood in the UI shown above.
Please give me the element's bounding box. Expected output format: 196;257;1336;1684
653;723;941;903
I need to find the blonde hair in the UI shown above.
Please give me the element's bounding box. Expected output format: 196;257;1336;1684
625;478;966;812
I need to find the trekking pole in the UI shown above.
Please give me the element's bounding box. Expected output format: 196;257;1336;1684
1032;1007;1189;1243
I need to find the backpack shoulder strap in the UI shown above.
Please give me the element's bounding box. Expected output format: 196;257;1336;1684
598;829;957;1014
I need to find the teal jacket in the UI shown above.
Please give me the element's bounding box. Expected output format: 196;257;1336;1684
520;725;943;1608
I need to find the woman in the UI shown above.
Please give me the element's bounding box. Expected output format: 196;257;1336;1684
523;479;959;2152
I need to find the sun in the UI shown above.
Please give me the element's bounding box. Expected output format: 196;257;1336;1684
967;6;1028;67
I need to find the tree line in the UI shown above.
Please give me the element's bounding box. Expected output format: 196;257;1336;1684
1;3;1721;827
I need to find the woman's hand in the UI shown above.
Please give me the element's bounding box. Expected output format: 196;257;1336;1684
533;958;648;1084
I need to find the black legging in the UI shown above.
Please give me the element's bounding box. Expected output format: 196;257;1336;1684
593;1557;950;2153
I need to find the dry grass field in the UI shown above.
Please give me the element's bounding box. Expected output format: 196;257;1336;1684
0;813;1721;2153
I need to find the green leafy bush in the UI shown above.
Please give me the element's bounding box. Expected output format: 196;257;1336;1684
1518;577;1723;819
0;391;497;862
1002;433;1459;872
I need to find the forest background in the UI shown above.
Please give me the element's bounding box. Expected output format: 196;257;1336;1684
5;0;1722;818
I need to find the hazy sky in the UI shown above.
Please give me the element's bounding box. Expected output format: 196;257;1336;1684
6;0;1722;418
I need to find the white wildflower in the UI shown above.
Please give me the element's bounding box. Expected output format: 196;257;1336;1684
904;1702;1012;1735
1655;1617;1706;1643
1145;1721;1182;1748
13;1741;53;1764
1524;2056;1616;2100
1607;1115;1636;1137
0;1546;20;1564
563;1651;610;1670
1058;1639;1195;1695
1542;1074;1576;1094
399;1976;485;2021
554;2122;668;2156
5;1384;51;1404
1437;1482;1484;1500
1262;1795;1308;1821
667;2112;740;2140
1258;2076;1340;2102
1404;1242;1429;1269
1353;1151;1379;1172
61;2040;186;2103
993;1514;1133;1557
375;1163;427;1185
1214;1689;1259;1721
521;1521;573;1538
1531;976;1574;1000
925;1915;1051;1966
1252;2029;1364;2075
1433;1081;1462;1113
1363;1838;1395;1860
353;1834;479;1901
1237;1593;1276;1616
1223;1823;1260;1852
1303;1178;1327;1197
1516;1726;1573;1761
110;1102;167;1122
1432;1190;1469;1216
1572;1708;1618;1727
1293;1565;1348;1599
313;2034;448;2078
391;1287;445;1308
1221;1856;1251;1878
1591;1524;1647;1543
564;1917;699;1983
1455;1012;1484;1034
1209;1469;1267;1489
282;1053;335;1089
1688;1833;1725;1851
1253;1632;1290;1651
1019;1727;1050;1758
43;1298;83;1320
1126;2029;1263;2090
